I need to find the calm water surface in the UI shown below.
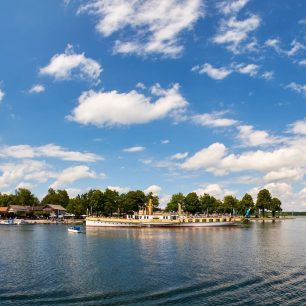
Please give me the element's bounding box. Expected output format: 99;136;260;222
1;218;306;305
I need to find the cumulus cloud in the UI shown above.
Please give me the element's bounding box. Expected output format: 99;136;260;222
77;0;203;57
0;160;56;189
217;0;249;15
181;140;306;179
144;184;162;195
40;44;102;83
67;83;188;127
181;143;227;173
192;111;238;128
194;183;236;199
286;82;306;96
237;125;283;147
29;84;45;94
66;188;82;198
107;186;130;193
193;62;261;80
213;14;260;53
123;146;145;152
288;118;306;134
261;71;274;80
263;168;303;183
235;63;259;77
192;63;232;80
0;144;102;162
50;165;97;189
170;152;188;160
299;59;306;66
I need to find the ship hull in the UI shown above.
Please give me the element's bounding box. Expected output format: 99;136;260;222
86;219;238;228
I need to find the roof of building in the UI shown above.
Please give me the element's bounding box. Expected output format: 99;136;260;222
8;205;31;212
43;204;67;211
30;206;45;211
0;207;8;213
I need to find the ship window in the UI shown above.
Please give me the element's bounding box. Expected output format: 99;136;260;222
195;219;199;222
209;219;213;222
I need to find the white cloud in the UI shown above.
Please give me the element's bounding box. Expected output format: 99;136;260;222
193;62;262;79
265;38;281;53
213;14;260;53
161;139;170;144
299;59;306;66
50;165;97;189
194;183;236;199
192;112;238;128
288;118;306;135
237;125;282;147
144;184;162;195
78;0;203;57
29;84;45;94
68;83;188;127
0;144;102;162
192;63;232;80
217;0;249;15
170;152;188;160
182;140;306;178
265;38;306;57
264;168;303;183
66;188;82;198
40;44;102;83
107;186;130;193
136;82;146;89
261;71;274;80
0;160;56;189
181;143;227;173
235;63;259;77
0;88;5;103
16;182;36;190
123;146;145;152
286;82;306;96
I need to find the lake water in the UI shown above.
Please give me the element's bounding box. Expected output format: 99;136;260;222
0;218;306;305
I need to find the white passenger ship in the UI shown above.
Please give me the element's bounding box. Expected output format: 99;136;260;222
86;200;242;228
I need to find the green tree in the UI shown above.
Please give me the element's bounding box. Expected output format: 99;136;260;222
41;188;57;205
15;188;39;206
0;193;16;206
104;188;120;216
87;189;104;215
238;193;254;215
199;194;217;214
256;189;272;217
218;195;239;214
269;197;282;217
165;193;185;212
41;188;69;207
184;192;200;214
121;190;146;214
56;190;69;208
66;195;87;217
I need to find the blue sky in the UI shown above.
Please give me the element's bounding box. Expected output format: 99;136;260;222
0;0;306;210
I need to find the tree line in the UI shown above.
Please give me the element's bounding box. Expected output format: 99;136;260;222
0;187;282;217
165;189;282;217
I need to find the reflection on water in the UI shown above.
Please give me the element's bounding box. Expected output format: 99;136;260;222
1;219;306;305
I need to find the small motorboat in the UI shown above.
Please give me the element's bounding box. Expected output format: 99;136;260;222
68;226;82;233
